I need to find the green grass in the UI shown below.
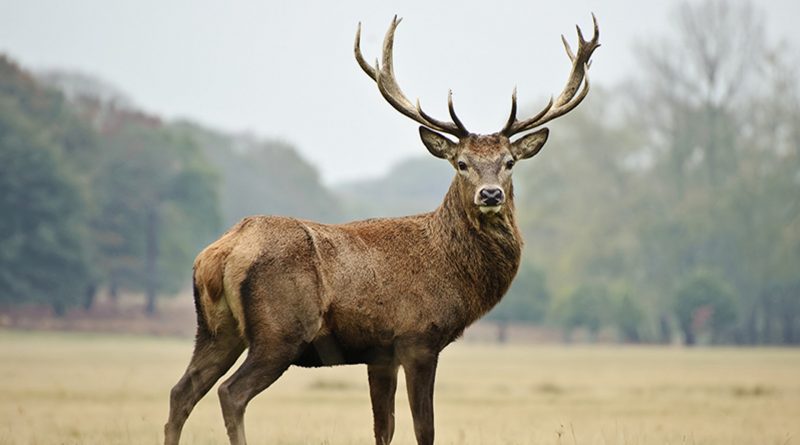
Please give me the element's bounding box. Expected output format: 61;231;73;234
1;330;798;444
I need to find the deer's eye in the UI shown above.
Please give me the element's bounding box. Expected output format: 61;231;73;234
506;159;515;170
457;161;468;171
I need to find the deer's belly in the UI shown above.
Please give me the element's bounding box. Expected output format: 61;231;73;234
292;333;395;367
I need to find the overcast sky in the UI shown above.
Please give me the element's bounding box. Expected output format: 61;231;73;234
1;1;798;184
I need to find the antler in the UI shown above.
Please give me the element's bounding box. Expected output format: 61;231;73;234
501;14;601;137
355;16;470;138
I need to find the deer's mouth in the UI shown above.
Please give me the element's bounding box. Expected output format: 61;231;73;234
478;205;502;214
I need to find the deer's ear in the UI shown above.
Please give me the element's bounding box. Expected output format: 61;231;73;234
419;126;457;160
510;128;549;160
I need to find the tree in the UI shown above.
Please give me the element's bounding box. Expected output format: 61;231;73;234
0;57;94;314
84;106;221;314
632;0;765;191
485;260;550;342
554;285;611;342
610;293;645;343
674;273;737;345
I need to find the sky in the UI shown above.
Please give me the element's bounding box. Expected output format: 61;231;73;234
1;0;798;184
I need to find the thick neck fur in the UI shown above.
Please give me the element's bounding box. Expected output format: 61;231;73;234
429;178;523;320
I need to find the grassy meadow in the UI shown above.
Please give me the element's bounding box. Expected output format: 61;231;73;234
0;330;798;444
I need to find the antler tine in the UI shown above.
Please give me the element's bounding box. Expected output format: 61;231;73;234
354;23;377;81
501;14;600;137
545;65;590;121
447;90;469;136
501;91;554;136
561;35;576;62
374;17;421;123
502;87;518;133
415;97;456;133
355;17;469;138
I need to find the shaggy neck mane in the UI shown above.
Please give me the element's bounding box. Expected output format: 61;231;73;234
430;178;523;319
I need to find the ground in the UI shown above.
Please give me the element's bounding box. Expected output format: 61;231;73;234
0;330;798;444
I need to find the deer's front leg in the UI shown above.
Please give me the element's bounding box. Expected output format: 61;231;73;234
402;350;439;445
368;364;399;445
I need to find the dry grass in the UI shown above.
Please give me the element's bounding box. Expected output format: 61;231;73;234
0;330;798;444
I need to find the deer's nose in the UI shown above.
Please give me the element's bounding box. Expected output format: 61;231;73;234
478;187;505;206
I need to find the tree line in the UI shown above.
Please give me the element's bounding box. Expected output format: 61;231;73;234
0;58;339;315
1;0;797;345
512;0;800;345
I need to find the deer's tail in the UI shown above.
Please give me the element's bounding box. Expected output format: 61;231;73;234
192;243;246;340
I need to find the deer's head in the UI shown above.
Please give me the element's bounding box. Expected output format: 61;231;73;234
356;16;600;217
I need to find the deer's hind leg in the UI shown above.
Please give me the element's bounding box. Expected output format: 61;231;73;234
217;341;299;445
164;315;245;445
217;260;323;445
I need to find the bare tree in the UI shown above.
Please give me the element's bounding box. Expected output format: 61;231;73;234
632;0;766;189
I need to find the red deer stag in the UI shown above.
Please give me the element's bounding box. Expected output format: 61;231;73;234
165;15;600;445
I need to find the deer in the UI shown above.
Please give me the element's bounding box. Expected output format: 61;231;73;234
164;14;599;445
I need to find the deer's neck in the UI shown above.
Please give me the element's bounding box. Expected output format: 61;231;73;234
431;180;523;318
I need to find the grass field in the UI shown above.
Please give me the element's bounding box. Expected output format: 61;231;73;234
0;330;798;444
